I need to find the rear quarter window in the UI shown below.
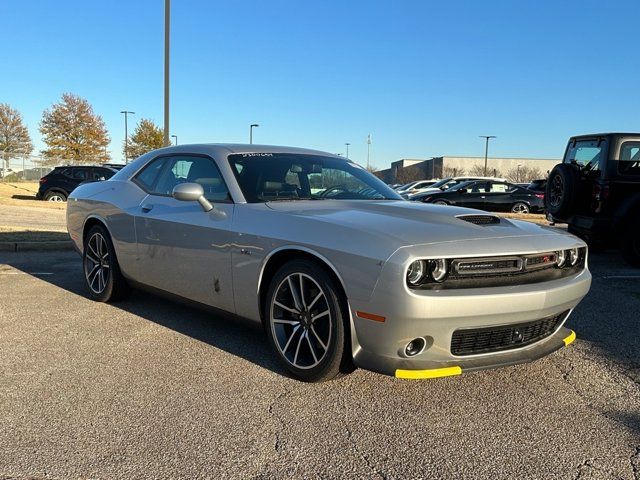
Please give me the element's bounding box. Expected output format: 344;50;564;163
618;141;640;175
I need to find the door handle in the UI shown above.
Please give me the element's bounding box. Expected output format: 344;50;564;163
141;204;154;213
481;196;486;199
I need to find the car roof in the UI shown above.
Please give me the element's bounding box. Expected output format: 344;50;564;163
569;133;640;140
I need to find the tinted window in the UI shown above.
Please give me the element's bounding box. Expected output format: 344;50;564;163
618;141;640;175
152;155;230;201
564;139;605;173
91;168;114;180
134;157;168;191
489;182;516;193
228;153;401;202
72;168;88;180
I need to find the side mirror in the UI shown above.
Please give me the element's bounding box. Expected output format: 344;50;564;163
172;183;213;212
459;188;468;194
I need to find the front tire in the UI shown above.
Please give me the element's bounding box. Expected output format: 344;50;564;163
432;200;448;206
265;260;347;382
83;225;130;302
44;191;67;202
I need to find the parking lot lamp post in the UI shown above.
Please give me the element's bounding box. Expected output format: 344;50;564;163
164;0;170;147
250;124;259;144
517;164;522;182
121;111;135;164
479;135;496;176
366;134;371;169
345;142;351;159
171;135;178;145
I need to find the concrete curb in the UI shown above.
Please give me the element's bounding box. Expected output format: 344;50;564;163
0;241;75;252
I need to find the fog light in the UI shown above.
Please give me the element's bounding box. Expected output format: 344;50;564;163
569;248;580;266
405;337;426;357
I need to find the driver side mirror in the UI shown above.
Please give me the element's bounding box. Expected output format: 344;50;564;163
172;183;213;212
458;188;468;194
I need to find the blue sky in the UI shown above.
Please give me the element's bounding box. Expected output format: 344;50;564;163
2;0;639;167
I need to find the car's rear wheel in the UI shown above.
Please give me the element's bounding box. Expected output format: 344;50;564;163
265;260;346;382
545;164;581;218
44;191;67;202
83;225;130;302
511;202;530;214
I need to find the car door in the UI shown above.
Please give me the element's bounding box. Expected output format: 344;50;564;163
455;181;488;209
133;154;236;312
482;182;515;211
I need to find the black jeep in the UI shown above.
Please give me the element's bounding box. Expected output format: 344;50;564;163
545;133;640;266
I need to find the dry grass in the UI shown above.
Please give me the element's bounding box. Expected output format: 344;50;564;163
0;226;70;242
0;182;66;209
499;212;548;225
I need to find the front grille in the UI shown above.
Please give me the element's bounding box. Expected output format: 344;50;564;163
450;311;569;356
457;215;501;225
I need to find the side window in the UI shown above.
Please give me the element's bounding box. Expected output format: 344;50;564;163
489;182;509;193
564;139;605;173
154;155;230;201
133;157;168;192
469;182;488;193
72;169;88;181
618;141;640;175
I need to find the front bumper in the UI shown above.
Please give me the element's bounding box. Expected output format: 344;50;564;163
348;239;591;378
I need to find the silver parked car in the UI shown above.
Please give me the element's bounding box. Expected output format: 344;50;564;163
67;144;591;381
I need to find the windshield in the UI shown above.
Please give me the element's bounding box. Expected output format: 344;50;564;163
228;153;403;202
447;181;475;192
428;178;452;189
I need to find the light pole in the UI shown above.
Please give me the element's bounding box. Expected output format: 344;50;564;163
121;111;135;164
249;123;259;144
345;142;351;159
479;135;496;176
163;0;170;147
366;134;372;169
517;164;522;182
171;135;178;145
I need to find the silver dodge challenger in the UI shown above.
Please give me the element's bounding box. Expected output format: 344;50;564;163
67;144;591;381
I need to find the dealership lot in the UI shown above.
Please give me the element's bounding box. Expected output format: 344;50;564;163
0;250;638;479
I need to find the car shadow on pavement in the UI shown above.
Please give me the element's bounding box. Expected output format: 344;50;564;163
2;252;288;378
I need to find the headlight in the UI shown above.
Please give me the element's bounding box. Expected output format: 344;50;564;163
407;260;427;285
556;250;567;268
569;248;580;266
429;259;448;282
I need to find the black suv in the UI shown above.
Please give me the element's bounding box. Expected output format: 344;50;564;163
546;133;640;266
37;166;117;202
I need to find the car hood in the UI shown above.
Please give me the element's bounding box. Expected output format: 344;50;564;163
265;200;565;248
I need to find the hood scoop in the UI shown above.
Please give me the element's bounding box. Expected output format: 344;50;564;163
456;214;501;225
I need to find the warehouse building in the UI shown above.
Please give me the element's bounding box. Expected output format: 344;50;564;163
376;156;559;184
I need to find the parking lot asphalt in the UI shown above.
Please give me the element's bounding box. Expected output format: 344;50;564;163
0;250;638;479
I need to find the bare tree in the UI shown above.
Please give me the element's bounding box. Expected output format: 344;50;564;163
442;165;466;177
40;93;110;164
0;103;33;171
506;165;543;183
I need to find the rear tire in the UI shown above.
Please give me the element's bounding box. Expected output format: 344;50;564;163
511;202;530;214
83;225;130;302
264;259;347;382
44;191;67;202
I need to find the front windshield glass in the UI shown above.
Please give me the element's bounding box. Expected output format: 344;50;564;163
447;181;475;192
228;153;403;202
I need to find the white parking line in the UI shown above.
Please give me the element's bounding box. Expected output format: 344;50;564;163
0;272;54;276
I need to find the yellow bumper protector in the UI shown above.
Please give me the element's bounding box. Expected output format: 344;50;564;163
395;365;462;380
563;330;576;346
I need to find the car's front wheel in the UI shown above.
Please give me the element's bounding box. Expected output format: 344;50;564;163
265;259;347;382
511;202;530;214
432;199;448;205
83;225;130;302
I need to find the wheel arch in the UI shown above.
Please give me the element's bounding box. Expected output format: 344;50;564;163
257;246;357;368
82;215;113;253
257;247;349;324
